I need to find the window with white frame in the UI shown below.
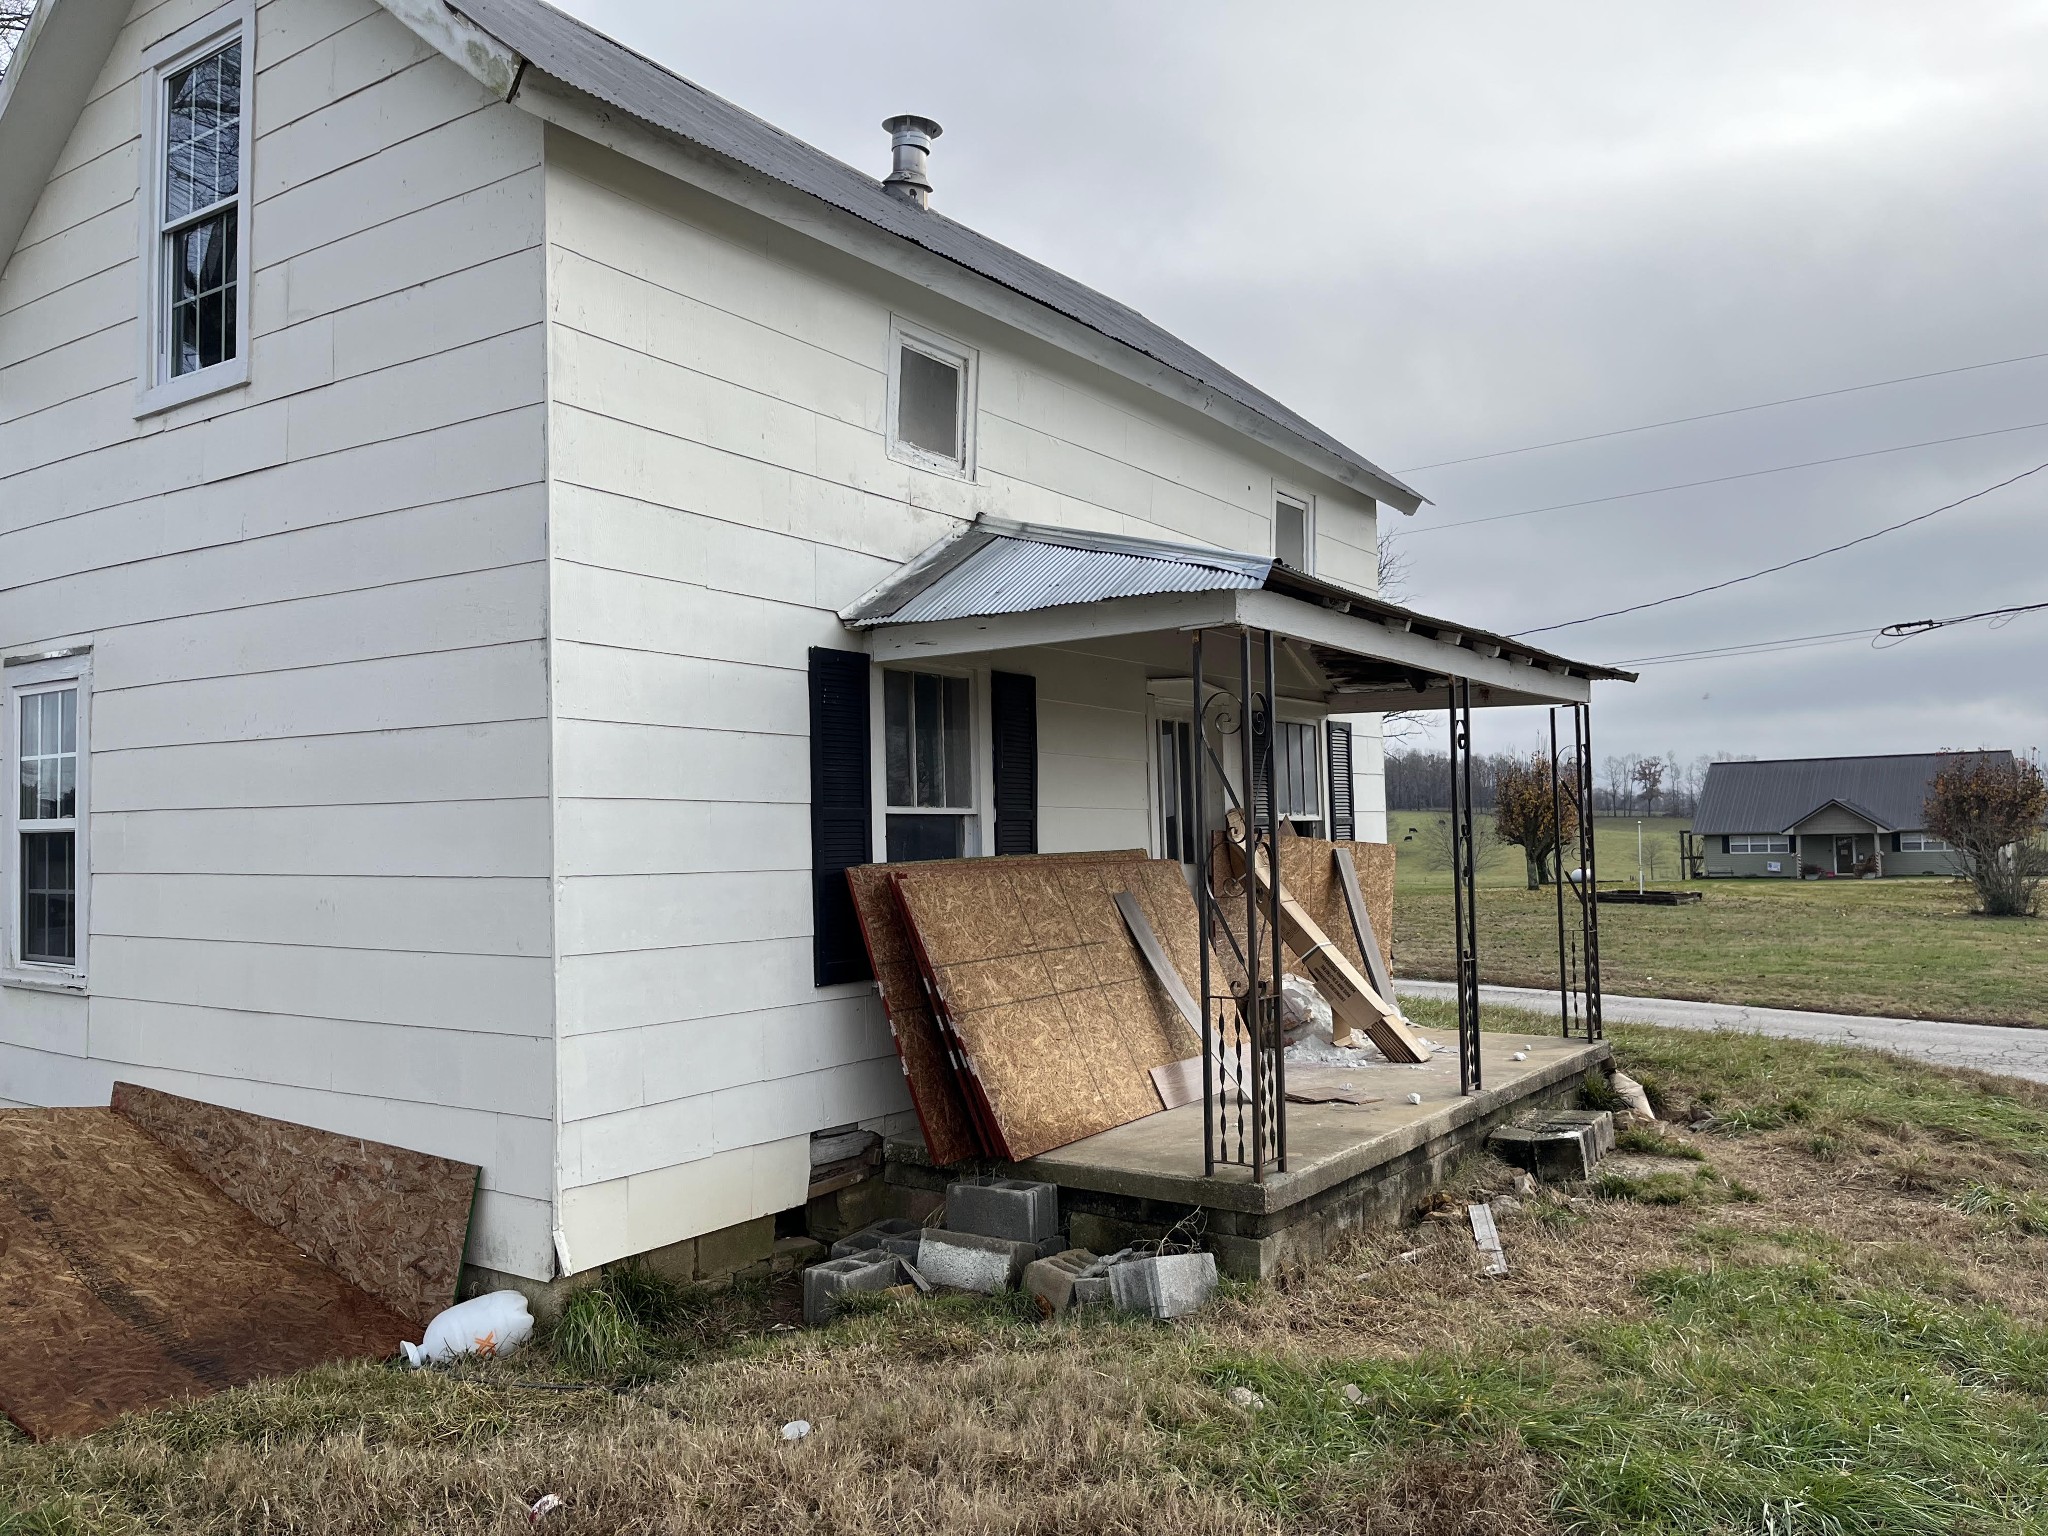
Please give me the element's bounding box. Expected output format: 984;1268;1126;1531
883;668;977;860
7;658;90;982
1728;834;1791;854
139;3;253;413
888;320;975;476
1273;492;1312;571
1899;832;1951;852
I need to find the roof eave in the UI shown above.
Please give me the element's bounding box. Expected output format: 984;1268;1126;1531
0;0;133;275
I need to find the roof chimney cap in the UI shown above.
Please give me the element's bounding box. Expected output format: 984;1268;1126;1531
882;114;943;208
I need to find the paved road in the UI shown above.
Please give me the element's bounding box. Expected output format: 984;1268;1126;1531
1394;979;2048;1086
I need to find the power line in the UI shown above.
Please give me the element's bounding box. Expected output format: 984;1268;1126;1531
1512;456;2048;637
1406;417;2048;536
1616;627;1879;667
1397;347;2048;472
1880;597;2048;640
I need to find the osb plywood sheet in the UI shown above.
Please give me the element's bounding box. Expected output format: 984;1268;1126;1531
848;852;1144;1167
893;856;1207;1160
0;1108;413;1441
111;1083;478;1328
1212;835;1397;981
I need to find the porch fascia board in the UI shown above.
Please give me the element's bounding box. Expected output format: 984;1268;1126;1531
858;587;1594;707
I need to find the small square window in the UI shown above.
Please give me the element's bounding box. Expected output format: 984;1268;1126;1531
888;321;976;477
897;346;961;460
1274;494;1311;570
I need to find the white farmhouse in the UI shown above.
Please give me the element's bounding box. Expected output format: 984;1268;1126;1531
0;0;1617;1285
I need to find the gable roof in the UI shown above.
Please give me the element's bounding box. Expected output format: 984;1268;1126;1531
1692;752;2015;836
450;0;1424;510
0;0;1421;511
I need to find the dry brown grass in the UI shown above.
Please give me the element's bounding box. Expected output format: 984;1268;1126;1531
8;1024;2048;1535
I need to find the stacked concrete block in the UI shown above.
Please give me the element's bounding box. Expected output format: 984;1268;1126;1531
1542;1109;1617;1156
802;1249;903;1326
1489;1113;1609;1182
916;1229;1036;1293
830;1217;926;1263
946;1179;1059;1245
1108;1251;1218;1320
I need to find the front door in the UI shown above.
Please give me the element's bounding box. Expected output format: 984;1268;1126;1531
1835;835;1857;875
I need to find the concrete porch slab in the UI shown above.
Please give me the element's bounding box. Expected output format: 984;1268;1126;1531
888;1030;1609;1280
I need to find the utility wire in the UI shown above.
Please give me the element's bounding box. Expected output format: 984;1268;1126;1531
1512;457;2048;637
1880;597;2048;640
1406;417;2048;536
1616;627;1879;667
1397;346;2048;472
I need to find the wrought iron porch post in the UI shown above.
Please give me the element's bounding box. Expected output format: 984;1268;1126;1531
1238;630;1264;1181
1575;701;1605;1041
1451;677;1482;1094
1192;630;1213;1178
1263;629;1287;1173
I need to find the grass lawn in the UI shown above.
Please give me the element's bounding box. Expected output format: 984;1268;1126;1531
1393;876;2048;1026
1389;813;1695;891
8;1004;2048;1535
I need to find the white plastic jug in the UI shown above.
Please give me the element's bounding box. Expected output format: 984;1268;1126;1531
400;1289;535;1367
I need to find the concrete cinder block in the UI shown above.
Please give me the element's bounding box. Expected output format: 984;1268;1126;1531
694;1214;777;1282
916;1228;1035;1292
1488;1121;1598;1182
1034;1232;1070;1260
802;1249;902;1326
1540;1109;1617;1156
1108;1251;1218;1319
946;1178;1059;1244
1022;1249;1099;1313
830;1218;926;1263
1072;1274;1112;1307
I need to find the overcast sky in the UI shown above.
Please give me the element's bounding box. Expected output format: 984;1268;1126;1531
559;1;2048;766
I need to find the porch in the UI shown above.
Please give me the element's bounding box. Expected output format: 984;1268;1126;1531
838;517;1633;1258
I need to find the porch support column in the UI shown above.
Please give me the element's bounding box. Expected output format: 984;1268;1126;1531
1449;676;1482;1094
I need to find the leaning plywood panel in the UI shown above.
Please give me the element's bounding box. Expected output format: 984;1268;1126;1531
847;851;1146;1165
110;1083;479;1328
892;857;1204;1159
0;1109;412;1441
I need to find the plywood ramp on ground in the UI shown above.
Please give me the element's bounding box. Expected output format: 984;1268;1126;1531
892;855;1206;1160
0;1109;413;1441
848;851;1144;1167
110;1083;479;1328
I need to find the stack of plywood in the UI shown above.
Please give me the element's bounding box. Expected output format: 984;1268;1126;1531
849;852;1214;1162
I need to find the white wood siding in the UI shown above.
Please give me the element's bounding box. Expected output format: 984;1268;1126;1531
541;133;1389;1270
0;0;554;1277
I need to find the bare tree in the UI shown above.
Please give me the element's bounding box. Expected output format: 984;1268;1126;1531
0;1;33;80
1494;751;1579;888
1632;756;1665;817
1374;530;1425;747
1924;752;2048;917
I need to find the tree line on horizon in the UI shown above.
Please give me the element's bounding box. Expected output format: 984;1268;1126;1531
1382;746;1754;819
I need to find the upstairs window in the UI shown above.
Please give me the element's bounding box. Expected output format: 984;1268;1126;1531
139;3;253;414
1273;492;1312;570
888;320;976;476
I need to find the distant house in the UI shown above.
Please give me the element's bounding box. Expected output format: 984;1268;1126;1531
1692;752;2012;878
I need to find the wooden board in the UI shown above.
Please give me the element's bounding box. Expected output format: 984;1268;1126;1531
847;851;1145;1166
891;856;1207;1160
1282;1065;1386;1106
1211;831;1395;984
0;1108;414;1441
110;1083;478;1328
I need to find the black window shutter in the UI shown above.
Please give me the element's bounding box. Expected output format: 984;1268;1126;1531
809;647;872;986
1327;721;1354;840
991;670;1038;856
1721;835;1730;855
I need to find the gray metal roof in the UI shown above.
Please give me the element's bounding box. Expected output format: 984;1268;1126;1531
452;0;1422;509
1692;752;2015;836
840;518;1634;684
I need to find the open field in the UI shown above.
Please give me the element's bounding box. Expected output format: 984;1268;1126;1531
1390;813;1693;890
1393;876;2048;1027
8;1005;2048;1535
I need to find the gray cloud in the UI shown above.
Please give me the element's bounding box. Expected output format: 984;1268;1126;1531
556;0;2048;763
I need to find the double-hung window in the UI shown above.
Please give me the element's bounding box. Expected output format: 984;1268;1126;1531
139;3;253;414
883;668;977;861
1899;833;1951;852
1728;834;1791;854
6;658;90;986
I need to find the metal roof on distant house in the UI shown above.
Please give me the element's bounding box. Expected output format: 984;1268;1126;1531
1692;752;2015;836
447;0;1424;510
